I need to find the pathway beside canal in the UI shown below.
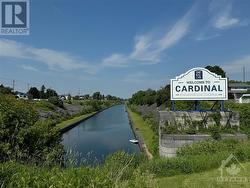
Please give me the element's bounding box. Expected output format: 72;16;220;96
126;107;154;159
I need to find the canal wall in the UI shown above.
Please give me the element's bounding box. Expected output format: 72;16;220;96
159;133;248;157
159;111;240;129
159;110;246;157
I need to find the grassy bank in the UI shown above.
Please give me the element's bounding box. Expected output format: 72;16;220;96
55;111;97;130
56;103;118;132
2;139;250;187
157;161;250;188
127;107;157;157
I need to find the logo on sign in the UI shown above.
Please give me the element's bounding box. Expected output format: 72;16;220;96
0;0;29;35
195;70;203;80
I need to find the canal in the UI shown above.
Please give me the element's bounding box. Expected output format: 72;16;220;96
62;104;140;165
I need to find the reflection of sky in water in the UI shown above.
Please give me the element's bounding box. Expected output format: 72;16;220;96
62;105;139;165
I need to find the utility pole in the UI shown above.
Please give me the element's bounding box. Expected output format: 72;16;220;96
27;83;30;92
243;66;246;83
12;80;15;92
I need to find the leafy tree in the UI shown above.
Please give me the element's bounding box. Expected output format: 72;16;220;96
155;85;170;107
205;65;226;78
129;89;155;105
0;84;13;95
46;88;58;98
92;92;101;100
73;95;80;100
28;87;40;99
84;94;90;99
40;85;46;99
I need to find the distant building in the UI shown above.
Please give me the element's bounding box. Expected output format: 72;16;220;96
228;83;250;102
60;95;71;100
15;92;28;100
239;94;250;104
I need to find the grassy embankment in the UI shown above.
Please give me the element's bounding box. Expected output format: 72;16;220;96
55;102;118;131
2;157;250;187
127;107;156;158
157;161;250;188
55;111;97;130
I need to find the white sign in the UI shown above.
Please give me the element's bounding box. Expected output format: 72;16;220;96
171;67;228;100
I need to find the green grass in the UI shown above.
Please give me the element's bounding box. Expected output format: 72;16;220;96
157;161;250;188
33;100;56;111
55;112;96;130
127;107;156;157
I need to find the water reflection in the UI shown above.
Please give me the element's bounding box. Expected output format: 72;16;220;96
62;104;139;165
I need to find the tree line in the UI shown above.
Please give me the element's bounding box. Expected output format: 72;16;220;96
129;65;229;107
28;85;58;99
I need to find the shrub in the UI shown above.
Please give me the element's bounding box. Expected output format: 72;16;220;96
48;96;64;108
0;95;38;162
209;126;221;140
0;95;64;164
185;127;196;134
162;121;179;134
176;139;239;157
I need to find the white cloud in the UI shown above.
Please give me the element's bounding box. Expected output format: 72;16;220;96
223;54;250;74
194;0;249;42
130;4;196;64
215;17;239;29
21;65;39;72
210;0;245;30
0;39;94;72
195;33;220;41
102;2;198;67
102;53;129;67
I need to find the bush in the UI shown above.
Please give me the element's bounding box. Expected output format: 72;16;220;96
48;96;64;108
0;95;64;164
185;127;197;134
0;95;38;162
162;122;179;134
176;139;240;157
209;126;221;140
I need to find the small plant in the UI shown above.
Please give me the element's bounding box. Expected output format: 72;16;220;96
209;112;221;126
209;126;221;140
185;127;196;134
162;121;179;134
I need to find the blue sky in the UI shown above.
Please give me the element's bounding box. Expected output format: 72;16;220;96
0;0;250;98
